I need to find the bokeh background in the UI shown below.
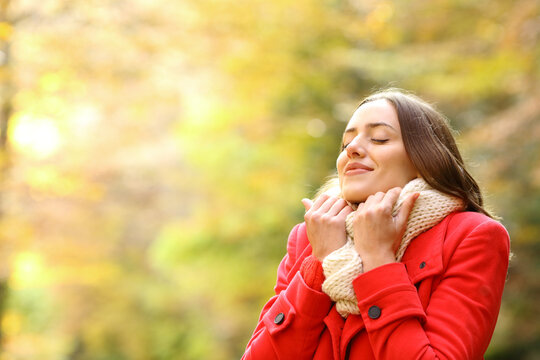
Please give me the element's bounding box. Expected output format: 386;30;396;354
0;0;538;359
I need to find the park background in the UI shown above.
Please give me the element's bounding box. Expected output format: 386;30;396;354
0;0;538;359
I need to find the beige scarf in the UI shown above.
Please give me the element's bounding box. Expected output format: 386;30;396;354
321;178;464;318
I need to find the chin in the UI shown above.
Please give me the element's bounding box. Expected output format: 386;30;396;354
341;189;368;204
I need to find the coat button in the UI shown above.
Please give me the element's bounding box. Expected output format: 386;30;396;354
368;306;381;319
274;312;285;325
419;261;426;269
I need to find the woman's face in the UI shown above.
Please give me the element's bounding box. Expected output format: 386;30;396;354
337;99;418;203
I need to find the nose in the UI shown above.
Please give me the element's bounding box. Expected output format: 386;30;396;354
346;136;366;158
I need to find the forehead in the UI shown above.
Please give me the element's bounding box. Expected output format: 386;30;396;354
347;99;400;130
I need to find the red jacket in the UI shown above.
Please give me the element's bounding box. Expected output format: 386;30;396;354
243;211;510;360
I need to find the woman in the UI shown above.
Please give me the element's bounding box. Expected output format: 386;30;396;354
242;89;510;359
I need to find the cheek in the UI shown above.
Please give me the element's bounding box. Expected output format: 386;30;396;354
387;153;416;180
336;152;347;172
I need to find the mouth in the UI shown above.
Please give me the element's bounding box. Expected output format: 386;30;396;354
344;162;374;175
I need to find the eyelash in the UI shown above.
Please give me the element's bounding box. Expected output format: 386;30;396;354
341;138;389;151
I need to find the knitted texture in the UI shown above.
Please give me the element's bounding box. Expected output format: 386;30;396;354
322;178;464;317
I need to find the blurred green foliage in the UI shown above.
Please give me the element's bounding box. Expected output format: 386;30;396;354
0;0;537;359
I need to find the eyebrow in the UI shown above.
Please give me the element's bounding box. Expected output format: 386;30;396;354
343;122;398;134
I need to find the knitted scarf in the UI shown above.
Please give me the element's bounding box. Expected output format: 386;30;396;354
321;178;464;318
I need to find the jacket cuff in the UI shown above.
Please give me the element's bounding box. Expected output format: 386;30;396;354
262;272;332;335
352;263;426;331
300;255;325;292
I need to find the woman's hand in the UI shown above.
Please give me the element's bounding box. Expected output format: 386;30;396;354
301;194;353;261
351;187;419;272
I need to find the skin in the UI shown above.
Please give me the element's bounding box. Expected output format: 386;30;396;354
302;99;420;272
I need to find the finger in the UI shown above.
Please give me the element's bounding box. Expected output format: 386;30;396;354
310;193;330;211
317;196;340;213
352;202;364;215
327;198;348;216
381;187;401;210
301;198;313;212
396;192;420;227
364;191;386;207
337;204;354;218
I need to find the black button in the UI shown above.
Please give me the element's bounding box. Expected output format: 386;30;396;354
419;261;426;269
368;306;381;319
274;312;285;325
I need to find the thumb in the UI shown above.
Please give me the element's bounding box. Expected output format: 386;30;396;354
301;198;313;212
396;192;419;227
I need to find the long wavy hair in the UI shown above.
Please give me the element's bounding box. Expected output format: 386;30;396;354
317;88;491;218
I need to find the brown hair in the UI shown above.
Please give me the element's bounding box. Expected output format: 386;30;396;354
319;88;491;217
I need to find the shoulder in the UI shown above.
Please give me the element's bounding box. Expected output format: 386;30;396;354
446;211;509;239
285;223;312;265
443;211;510;256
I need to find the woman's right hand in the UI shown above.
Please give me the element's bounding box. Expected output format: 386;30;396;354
301;194;353;261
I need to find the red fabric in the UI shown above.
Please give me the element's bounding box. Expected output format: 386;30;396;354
242;212;510;360
299;255;325;292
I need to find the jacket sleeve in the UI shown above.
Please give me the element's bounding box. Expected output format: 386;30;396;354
350;217;510;359
242;224;333;360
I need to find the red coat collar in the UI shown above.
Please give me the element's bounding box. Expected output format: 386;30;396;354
401;212;452;283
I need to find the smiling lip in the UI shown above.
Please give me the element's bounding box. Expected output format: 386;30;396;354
345;162;374;175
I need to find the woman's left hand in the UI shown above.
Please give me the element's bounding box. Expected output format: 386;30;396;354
351;187;419;272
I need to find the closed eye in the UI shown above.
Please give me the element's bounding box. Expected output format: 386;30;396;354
371;138;389;144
